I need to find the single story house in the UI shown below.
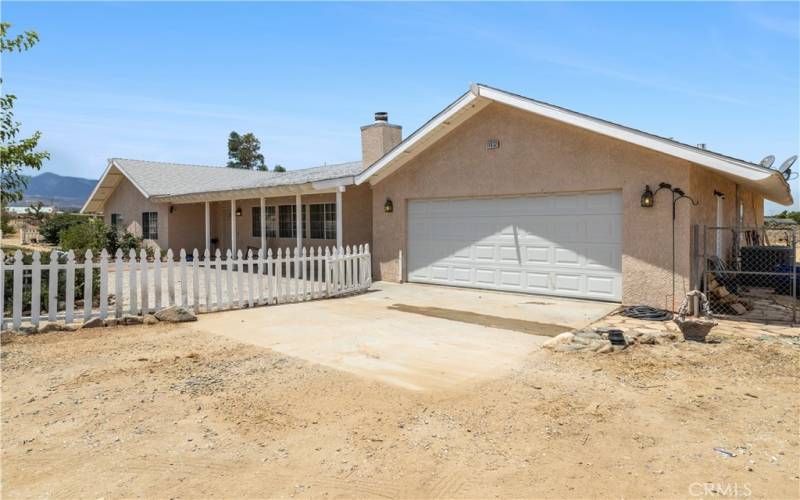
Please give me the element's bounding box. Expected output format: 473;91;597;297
82;84;793;310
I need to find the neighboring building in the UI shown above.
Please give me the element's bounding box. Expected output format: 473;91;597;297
82;84;793;309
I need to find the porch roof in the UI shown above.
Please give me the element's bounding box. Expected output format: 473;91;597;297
81;158;363;213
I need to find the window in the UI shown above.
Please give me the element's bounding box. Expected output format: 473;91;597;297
310;203;336;239
110;213;123;228
142;212;158;240
252;206;277;238
278;205;306;238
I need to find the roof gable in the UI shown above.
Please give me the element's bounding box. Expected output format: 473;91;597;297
355;84;793;205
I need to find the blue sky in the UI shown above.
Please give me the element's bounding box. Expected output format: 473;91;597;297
4;1;799;212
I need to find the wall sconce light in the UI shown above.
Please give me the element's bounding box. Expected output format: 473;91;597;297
169;205;175;214
641;185;654;208
235;206;242;216
384;199;394;213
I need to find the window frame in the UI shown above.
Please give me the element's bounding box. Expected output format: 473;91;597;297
278;204;307;239
252;206;278;238
309;203;337;240
141;211;158;240
110;213;123;228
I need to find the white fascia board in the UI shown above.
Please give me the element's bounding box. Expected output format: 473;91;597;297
476;85;777;184
311;176;354;190
80;160;115;214
111;159;152;199
153;182;327;204
355;91;478;185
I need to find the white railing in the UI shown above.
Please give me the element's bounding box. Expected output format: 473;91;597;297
1;244;371;331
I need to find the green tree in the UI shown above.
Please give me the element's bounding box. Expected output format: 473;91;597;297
227;131;266;170
0;23;50;205
273;164;286;173
39;212;86;245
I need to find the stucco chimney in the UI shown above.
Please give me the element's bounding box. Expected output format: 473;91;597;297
361;112;402;168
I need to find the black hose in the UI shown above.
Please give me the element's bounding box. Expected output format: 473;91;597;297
621;305;673;321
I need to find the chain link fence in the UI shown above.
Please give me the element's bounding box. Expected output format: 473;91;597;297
702;224;797;324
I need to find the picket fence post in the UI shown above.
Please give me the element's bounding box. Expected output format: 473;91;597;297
246;250;254;308
256;249;263;305
179;249;188;308
31;252;41;327
99;249;108;320
192;249;200;313
12;250;23;330
84;249;93;322
153;248;162;310
166;249;175;307
128;249;137;316
214;249;222;311
140;248;149;315
48;252;58;322
115;249;124;318
266;249;274;305
203;249;211;312
65;250;75;324
236;249;244;308
225;250;234;309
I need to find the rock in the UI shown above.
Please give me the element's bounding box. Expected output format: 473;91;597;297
554;343;588;352
121;315;143;325
81;317;104;329
542;332;575;350
594;341;613;354
19;325;38;335
574;330;602;341
37;322;75;334
154;305;197;323
143;314;159;325
636;333;660;345
730;303;747;315
103;318;119;327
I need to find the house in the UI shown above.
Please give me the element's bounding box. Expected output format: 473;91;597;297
81;84;793;310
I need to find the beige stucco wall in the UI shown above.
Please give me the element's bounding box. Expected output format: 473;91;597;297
198;187;372;256
102;177;169;250
370;102;714;309
688;167;765;264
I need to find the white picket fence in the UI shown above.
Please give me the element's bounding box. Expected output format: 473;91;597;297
1;244;371;331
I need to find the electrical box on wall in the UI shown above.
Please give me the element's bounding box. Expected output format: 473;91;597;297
487;139;500;150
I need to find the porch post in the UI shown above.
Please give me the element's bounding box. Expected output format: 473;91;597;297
260;197;266;253
295;193;302;251
204;201;211;253
230;199;236;254
335;186;344;249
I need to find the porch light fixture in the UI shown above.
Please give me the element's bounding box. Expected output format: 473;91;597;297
641;185;654;208
384;199;394;213
235;206;242;216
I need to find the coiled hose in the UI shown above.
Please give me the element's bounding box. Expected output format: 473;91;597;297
621;305;673;321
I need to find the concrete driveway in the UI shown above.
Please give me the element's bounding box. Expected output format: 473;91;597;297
192;282;617;391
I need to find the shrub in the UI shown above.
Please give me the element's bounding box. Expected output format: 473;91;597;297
1;210;16;236
39;213;87;245
2;250;101;316
57;218;143;258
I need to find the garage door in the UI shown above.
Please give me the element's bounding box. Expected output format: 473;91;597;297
407;191;622;301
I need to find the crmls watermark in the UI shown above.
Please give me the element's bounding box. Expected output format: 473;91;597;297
689;482;752;497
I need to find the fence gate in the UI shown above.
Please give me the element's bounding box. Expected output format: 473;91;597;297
702;225;797;324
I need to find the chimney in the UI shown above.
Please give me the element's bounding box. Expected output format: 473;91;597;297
361;112;402;167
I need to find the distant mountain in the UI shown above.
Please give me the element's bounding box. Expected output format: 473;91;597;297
9;172;98;210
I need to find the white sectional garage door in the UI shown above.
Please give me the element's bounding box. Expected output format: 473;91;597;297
407;192;623;301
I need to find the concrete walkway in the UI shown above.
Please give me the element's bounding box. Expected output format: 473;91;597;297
192;282;617;391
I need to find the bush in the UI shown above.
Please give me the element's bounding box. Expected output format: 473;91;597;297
58;219;142;257
39;213;87;245
3;250;100;316
1;210;16;236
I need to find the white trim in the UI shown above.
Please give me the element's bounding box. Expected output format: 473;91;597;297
311;176;354;190
335;186;344;249
81;159;154;214
355;91;479;185
204;201;211;253
355;84;793;205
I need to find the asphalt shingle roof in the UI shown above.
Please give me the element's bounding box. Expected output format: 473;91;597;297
113;158;364;197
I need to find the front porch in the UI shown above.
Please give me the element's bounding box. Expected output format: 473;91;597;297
163;183;372;258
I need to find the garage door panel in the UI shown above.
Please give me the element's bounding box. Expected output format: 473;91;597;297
408;192;622;301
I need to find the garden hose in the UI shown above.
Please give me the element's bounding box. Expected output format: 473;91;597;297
621;305;673;321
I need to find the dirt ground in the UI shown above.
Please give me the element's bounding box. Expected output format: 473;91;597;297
2;320;799;499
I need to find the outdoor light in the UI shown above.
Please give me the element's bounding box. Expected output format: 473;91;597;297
384;199;394;213
641;185;654;208
235;206;242;216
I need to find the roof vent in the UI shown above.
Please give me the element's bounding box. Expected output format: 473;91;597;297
374;112;388;123
697;143;707;150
